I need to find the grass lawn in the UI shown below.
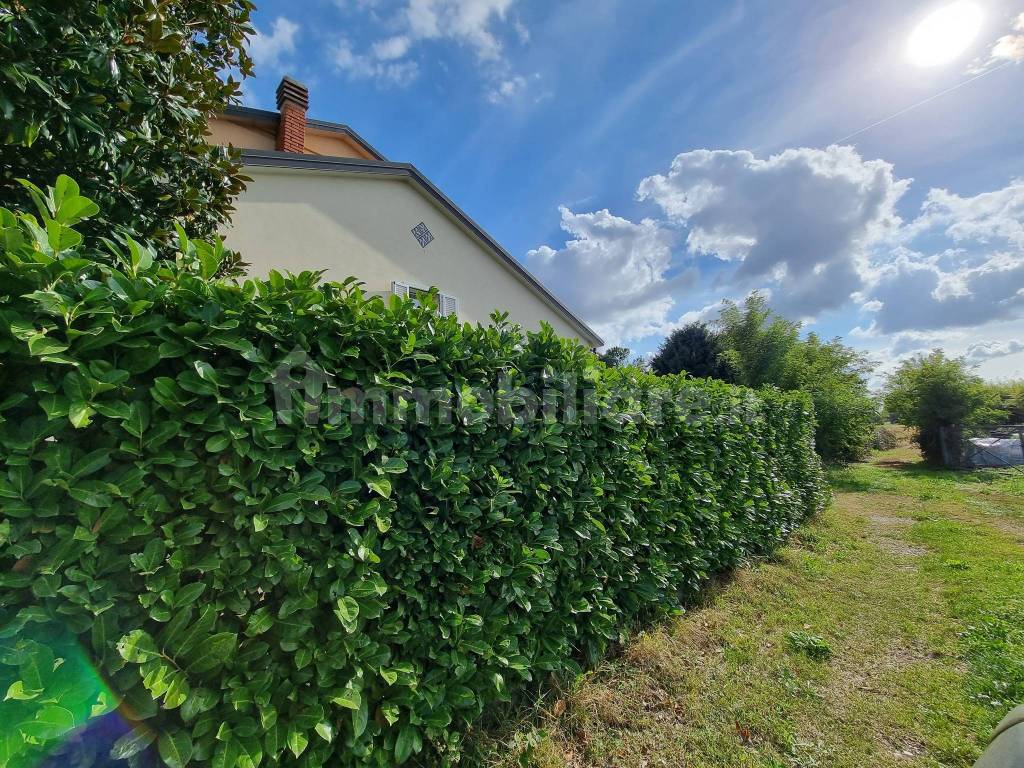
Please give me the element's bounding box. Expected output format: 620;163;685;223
467;446;1024;767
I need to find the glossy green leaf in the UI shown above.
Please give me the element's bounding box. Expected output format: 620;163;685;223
4;680;40;701
158;730;193;768
212;738;240;768
68;400;95;428
28;335;68;356
334;597;359;633
366;478;392;498
286;728;308;759
183;632;237;674
116;630;160;663
394;725;419;764
330;684;361;711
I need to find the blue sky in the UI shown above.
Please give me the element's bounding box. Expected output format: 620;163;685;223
241;0;1024;381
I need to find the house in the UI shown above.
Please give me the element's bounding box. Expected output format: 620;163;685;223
207;77;603;348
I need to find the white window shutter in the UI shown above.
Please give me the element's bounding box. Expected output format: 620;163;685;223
391;281;410;298
439;293;458;318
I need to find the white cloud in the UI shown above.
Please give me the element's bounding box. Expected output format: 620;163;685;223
371;35;412;60
513;18;530;43
991;31;1024;62
527;147;1024;348
331;0;526;93
888;330;966;357
965;339;1024;363
332;39;420;84
969;12;1024;72
659;299;730;335
856;179;1024;334
405;0;516;60
853;325;1024;390
487;76;525;102
908;180;1024;248
636;146;910;318
248;17;300;72
486;73;539;103
526;207;693;345
863;250;1024;334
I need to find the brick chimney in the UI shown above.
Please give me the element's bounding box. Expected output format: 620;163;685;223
275;76;309;153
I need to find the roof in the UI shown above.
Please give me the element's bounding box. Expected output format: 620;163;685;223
223;105;388;162
238;148;604;347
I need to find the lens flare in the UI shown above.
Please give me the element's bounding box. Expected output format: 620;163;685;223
0;624;132;767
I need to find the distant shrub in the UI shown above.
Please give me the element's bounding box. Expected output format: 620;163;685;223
650;323;733;380
871;425;903;451
986;380;1024;424
884;351;1002;464
0;180;827;768
715;294;878;464
597;345;631;368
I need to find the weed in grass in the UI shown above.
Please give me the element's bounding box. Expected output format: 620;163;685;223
960;600;1024;711
786;631;833;661
775;666;820;699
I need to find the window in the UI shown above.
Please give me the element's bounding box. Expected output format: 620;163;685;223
391;281;458;318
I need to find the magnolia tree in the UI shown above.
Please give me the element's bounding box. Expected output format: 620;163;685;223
0;1;254;244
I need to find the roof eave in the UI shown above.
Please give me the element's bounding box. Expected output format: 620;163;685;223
222;105;387;162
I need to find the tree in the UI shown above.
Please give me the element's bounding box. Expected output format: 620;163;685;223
650;323;733;379
716;293;799;387
0;1;254;244
781;334;879;463
599;346;631;368
712;293;877;463
884;350;1001;464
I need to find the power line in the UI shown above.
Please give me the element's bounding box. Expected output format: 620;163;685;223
835;60;1013;144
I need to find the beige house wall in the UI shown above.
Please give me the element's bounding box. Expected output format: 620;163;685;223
222;166;598;346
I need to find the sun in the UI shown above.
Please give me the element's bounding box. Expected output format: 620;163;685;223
906;1;985;67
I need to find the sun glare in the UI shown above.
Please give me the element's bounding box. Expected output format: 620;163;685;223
906;1;984;67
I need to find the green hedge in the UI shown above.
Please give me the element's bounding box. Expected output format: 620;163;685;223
0;180;827;768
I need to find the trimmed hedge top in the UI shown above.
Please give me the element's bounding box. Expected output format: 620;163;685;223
0;180;827;768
